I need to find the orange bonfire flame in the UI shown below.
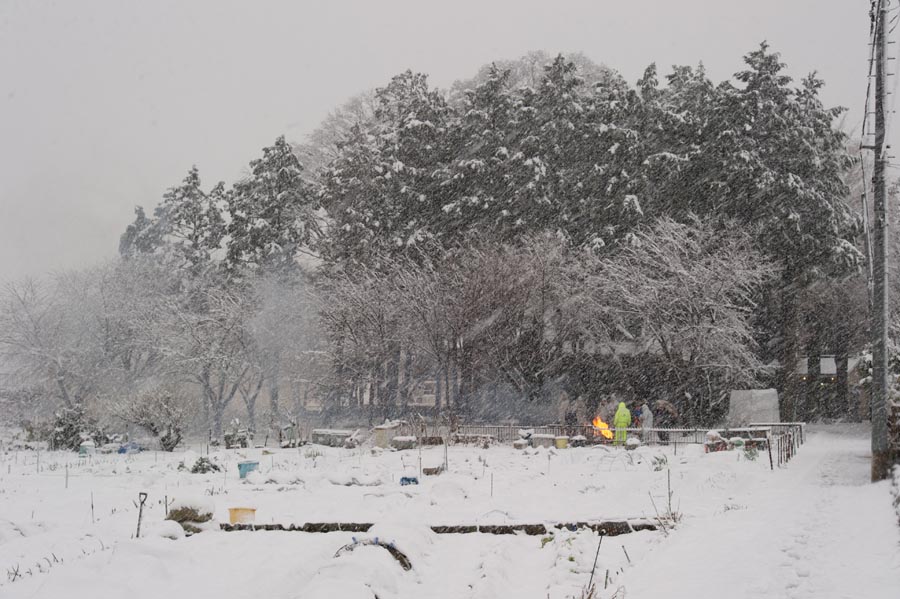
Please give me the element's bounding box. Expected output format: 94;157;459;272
592;416;614;440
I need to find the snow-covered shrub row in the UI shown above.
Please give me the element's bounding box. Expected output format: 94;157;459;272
243;470;386;487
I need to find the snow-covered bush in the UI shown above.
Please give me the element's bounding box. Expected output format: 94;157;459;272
178;456;221;474
49;406;107;451
191;457;221;474
166;495;215;534
118;389;186;452
651;454;668;471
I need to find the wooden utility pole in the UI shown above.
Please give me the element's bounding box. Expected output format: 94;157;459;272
871;0;892;482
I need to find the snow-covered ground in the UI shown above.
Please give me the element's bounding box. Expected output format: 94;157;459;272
627;425;900;599
0;425;896;598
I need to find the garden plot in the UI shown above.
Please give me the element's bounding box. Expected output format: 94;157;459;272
0;425;896;598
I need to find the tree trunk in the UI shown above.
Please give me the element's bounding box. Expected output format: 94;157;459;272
243;376;264;433
212;403;224;439
400;348;413;409
268;363;281;419
384;343;400;418
777;278;801;421
200;369;214;435
201;396;210;435
459;345;473;416
804;353;821;421
835;349;849;419
333;335;346;410
56;376;74;409
450;340;460;409
434;364;443;411
369;370;378;422
246;400;256;433
833;292;851;419
443;352;451;412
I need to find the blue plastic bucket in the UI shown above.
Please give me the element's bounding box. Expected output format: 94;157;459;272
238;461;259;479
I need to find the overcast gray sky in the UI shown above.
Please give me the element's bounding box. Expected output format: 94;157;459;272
0;0;879;281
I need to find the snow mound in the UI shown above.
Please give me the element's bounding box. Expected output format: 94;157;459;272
168;494;214;515
299;544;406;598
299;579;375;599
148;519;185;540
328;472;385;486
367;521;436;560
245;469;306;485
180;450;199;466
0;519;44;544
429;480;468;503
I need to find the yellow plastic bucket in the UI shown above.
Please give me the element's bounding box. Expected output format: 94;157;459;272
554;436;569;449
228;507;256;524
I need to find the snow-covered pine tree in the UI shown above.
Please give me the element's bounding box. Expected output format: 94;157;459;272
441;65;521;242
713;44;859;419
119;206;162;259
119;167;225;276
225;136;318;275
294;90;379;183
630;62;718;221
715;44;859;273
153;166;226;272
558;57;644;248
320;71;458;265
450;50;627;100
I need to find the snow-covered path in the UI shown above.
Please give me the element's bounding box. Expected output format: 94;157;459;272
626;425;900;599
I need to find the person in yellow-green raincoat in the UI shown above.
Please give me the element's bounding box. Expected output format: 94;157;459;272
613;402;631;446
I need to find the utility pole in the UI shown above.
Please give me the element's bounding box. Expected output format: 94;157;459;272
871;0;892;482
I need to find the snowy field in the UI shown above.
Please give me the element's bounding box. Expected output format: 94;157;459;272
0;425;897;599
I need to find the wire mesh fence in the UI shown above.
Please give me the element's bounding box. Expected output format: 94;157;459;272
452;422;807;470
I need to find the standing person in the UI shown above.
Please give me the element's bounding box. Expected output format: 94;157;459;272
574;395;589;427
641;402;655;444
564;408;578;436
613;402;631;446
600;396;617;425
653;400;678;444
557;391;571;425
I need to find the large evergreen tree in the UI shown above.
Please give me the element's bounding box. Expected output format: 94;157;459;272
119;166;225;274
226;136;319;274
319;71;458;264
